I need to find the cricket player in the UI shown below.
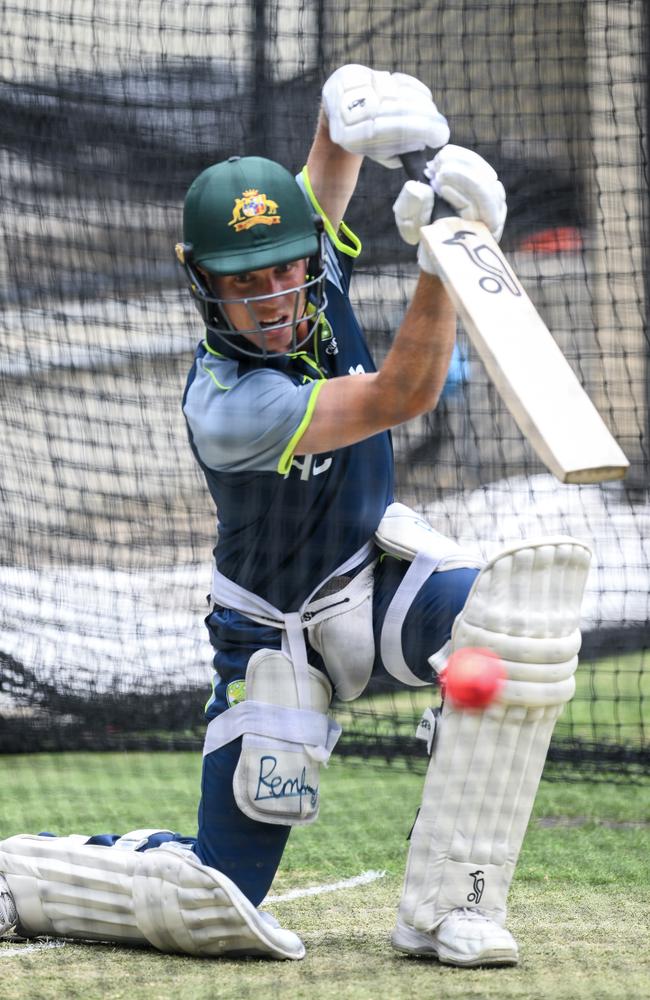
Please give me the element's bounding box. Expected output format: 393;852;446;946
0;64;590;967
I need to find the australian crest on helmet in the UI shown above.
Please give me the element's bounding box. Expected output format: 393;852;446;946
229;189;281;232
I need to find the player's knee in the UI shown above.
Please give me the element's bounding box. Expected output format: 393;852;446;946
406;567;478;634
373;503;484;685
395;567;480;682
431;566;480;624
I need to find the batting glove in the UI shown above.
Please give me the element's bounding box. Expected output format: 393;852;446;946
392;180;440;275
322;64;450;169
426;144;507;242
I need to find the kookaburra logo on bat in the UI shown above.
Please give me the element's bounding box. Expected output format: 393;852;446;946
444;229;522;296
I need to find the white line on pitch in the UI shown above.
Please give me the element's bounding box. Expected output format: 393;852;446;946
266;869;386;902
0;940;66;959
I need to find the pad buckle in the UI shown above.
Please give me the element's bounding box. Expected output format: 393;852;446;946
415;706;441;757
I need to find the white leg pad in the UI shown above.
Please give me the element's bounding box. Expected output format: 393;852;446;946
397;537;591;936
0;835;305;959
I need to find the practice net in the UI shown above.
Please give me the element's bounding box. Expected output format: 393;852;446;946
1;0;649;779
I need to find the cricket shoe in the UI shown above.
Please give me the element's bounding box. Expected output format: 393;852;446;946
0;875;18;936
392;907;519;967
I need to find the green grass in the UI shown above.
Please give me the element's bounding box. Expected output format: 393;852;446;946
336;649;650;748
1;752;649;999
565;651;650;740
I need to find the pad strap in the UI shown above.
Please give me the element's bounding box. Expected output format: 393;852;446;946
380;552;442;686
203;700;342;761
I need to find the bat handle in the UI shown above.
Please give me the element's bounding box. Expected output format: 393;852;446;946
399;149;431;182
399;149;455;222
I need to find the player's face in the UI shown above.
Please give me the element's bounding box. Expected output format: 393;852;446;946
210;259;310;353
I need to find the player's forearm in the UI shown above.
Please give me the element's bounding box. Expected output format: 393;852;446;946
305;109;363;232
375;272;457;419
294;274;455;457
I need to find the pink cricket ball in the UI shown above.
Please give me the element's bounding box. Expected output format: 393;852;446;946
442;647;506;710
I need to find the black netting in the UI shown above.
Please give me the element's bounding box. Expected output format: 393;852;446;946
1;0;648;777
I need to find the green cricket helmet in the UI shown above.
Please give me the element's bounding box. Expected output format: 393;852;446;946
176;156;327;358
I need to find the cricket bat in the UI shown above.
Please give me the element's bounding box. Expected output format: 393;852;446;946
401;151;629;484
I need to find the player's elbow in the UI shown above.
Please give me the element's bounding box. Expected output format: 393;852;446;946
408;385;443;419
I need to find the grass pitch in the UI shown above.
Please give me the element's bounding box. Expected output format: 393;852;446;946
1;752;649;999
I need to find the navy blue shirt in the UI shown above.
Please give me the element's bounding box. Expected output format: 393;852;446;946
183;237;394;611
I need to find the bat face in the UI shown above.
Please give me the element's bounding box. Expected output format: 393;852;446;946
442;228;523;297
420;216;629;484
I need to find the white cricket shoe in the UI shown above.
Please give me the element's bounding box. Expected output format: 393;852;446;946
0;875;18;936
392;907;519;967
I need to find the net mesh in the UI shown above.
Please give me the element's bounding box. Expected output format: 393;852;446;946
1;0;649;776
